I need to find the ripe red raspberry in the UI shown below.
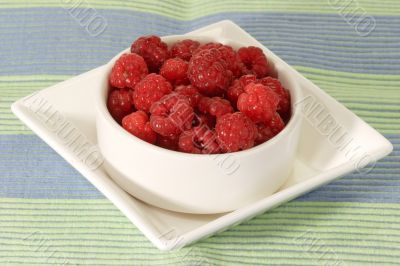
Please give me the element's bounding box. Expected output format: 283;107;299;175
178;126;221;154
226;81;243;109
255;123;274;145
237;83;279;123
107;89;133;124
216;112;258;152
197;43;243;77
122;111;157;144
188;48;232;96
226;74;257;108
160;58;189;86
157;135;179;151
109;53;148;89
239;74;259;87
170;39;200;61
269;112;285;134
238;46;269;78
259;77;291;116
131;35;168;72
150;93;194;137
196;42;223;51
198;97;233;118
175;85;202;107
219;46;243;78
255;113;285;145
132;74;172;113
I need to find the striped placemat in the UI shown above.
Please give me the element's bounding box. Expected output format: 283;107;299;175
1;1;399;265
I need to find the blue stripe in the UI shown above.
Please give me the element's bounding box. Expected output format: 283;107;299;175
0;9;400;75
0;134;398;202
0;135;103;199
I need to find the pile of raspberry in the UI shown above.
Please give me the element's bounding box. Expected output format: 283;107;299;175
107;35;291;154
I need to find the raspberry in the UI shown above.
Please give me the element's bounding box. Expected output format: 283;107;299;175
238;46;269;78
170;39;200;61
215;112;257;152
160;58;189;86
218;46;243;78
197;43;243;77
131;35;168;72
226;74;257;108
109;53;148;89
255;123;274;145
239;74;259;87
259;77;291;116
188;48;232;96
175;85;202;107
122;111;157;144
237;83;279;123
269;112;285;134
255;113;285;145
196;42;223;51
226;80;244;109
133;74;172;113
107;89;133;124
157;135;179;151
198;97;233;118
178;126;221;154
150;93;194;137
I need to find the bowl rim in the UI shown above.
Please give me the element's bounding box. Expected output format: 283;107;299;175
95;34;302;159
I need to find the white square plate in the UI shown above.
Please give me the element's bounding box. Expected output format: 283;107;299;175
11;20;393;250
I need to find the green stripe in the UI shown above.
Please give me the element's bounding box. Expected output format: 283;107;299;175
0;0;399;18
294;66;400;85
1;199;400;265
0;75;67;135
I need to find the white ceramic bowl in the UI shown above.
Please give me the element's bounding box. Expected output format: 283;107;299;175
95;35;303;214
